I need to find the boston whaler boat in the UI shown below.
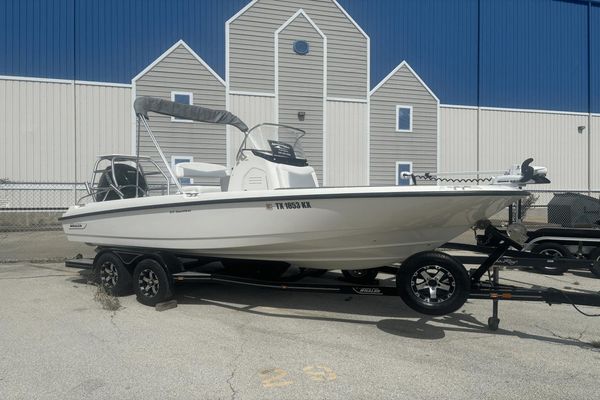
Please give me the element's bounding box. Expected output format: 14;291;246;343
61;97;553;315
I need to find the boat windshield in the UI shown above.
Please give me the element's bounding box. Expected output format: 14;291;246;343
236;123;306;163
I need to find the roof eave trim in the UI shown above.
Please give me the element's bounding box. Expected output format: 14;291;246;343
369;60;439;103
131;39;225;86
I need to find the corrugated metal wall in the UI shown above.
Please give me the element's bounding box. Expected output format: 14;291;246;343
1;0;598;112
0;0;249;83
479;109;589;190
0;0;76;80
325;101;368;185
341;0;478;107
479;0;589;112
0;78;130;182
593;4;600;113
439;107;594;190
1;0;599;189
591;115;600;190
0;79;74;182
75;83;131;181
438;106;478;175
341;0;600;113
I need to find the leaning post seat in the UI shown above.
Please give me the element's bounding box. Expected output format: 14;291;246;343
174;162;230;193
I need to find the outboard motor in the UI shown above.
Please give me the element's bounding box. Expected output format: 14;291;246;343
96;163;148;201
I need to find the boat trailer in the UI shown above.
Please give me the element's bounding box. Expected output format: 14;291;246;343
65;226;600;331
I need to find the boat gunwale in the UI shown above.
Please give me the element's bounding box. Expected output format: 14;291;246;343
59;189;527;222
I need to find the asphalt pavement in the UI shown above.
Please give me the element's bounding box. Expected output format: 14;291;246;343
1;261;599;400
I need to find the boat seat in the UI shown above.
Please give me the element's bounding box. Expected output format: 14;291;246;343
175;162;229;179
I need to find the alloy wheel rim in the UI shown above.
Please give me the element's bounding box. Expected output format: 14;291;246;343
138;269;160;298
410;265;456;304
539;249;563;258
100;261;118;288
539;249;564;269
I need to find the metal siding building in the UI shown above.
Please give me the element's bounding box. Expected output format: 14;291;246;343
1;0;599;193
227;0;367;97
0;78;131;183
227;0;370;185
2;0;598;110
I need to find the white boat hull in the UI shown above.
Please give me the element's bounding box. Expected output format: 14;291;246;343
61;186;525;269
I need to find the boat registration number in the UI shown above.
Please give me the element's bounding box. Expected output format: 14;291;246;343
267;201;312;210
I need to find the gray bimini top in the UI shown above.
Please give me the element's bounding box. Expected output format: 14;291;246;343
133;96;249;132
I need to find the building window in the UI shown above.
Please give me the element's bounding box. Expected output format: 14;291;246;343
171;155;193;185
395;161;413;186
171;91;193;122
396;105;413;132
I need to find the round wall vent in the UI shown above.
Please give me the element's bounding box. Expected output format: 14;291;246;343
293;40;310;55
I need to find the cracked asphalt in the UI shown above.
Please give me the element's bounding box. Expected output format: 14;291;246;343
1;261;600;400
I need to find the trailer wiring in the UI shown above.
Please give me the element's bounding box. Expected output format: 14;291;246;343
549;288;600;317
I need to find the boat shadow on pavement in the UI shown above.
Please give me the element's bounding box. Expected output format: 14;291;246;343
69;269;598;350
170;277;598;350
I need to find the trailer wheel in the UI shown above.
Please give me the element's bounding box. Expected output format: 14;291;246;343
396;252;470;316
589;248;600;278
531;243;571;275
94;252;132;296
341;268;379;283
133;259;173;306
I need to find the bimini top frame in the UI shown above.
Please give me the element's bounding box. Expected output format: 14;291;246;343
133;96;250;194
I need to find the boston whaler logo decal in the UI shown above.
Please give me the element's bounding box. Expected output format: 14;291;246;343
69;223;87;230
352;287;383;295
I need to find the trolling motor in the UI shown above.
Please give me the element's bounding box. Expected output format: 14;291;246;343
492;158;550;186
401;158;550;186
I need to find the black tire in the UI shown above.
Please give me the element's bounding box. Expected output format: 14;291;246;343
133;259;173;306
396;252;470;316
341;268;379;283
222;259;290;280
531;242;571;275
94;252;132;296
589;248;600;278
